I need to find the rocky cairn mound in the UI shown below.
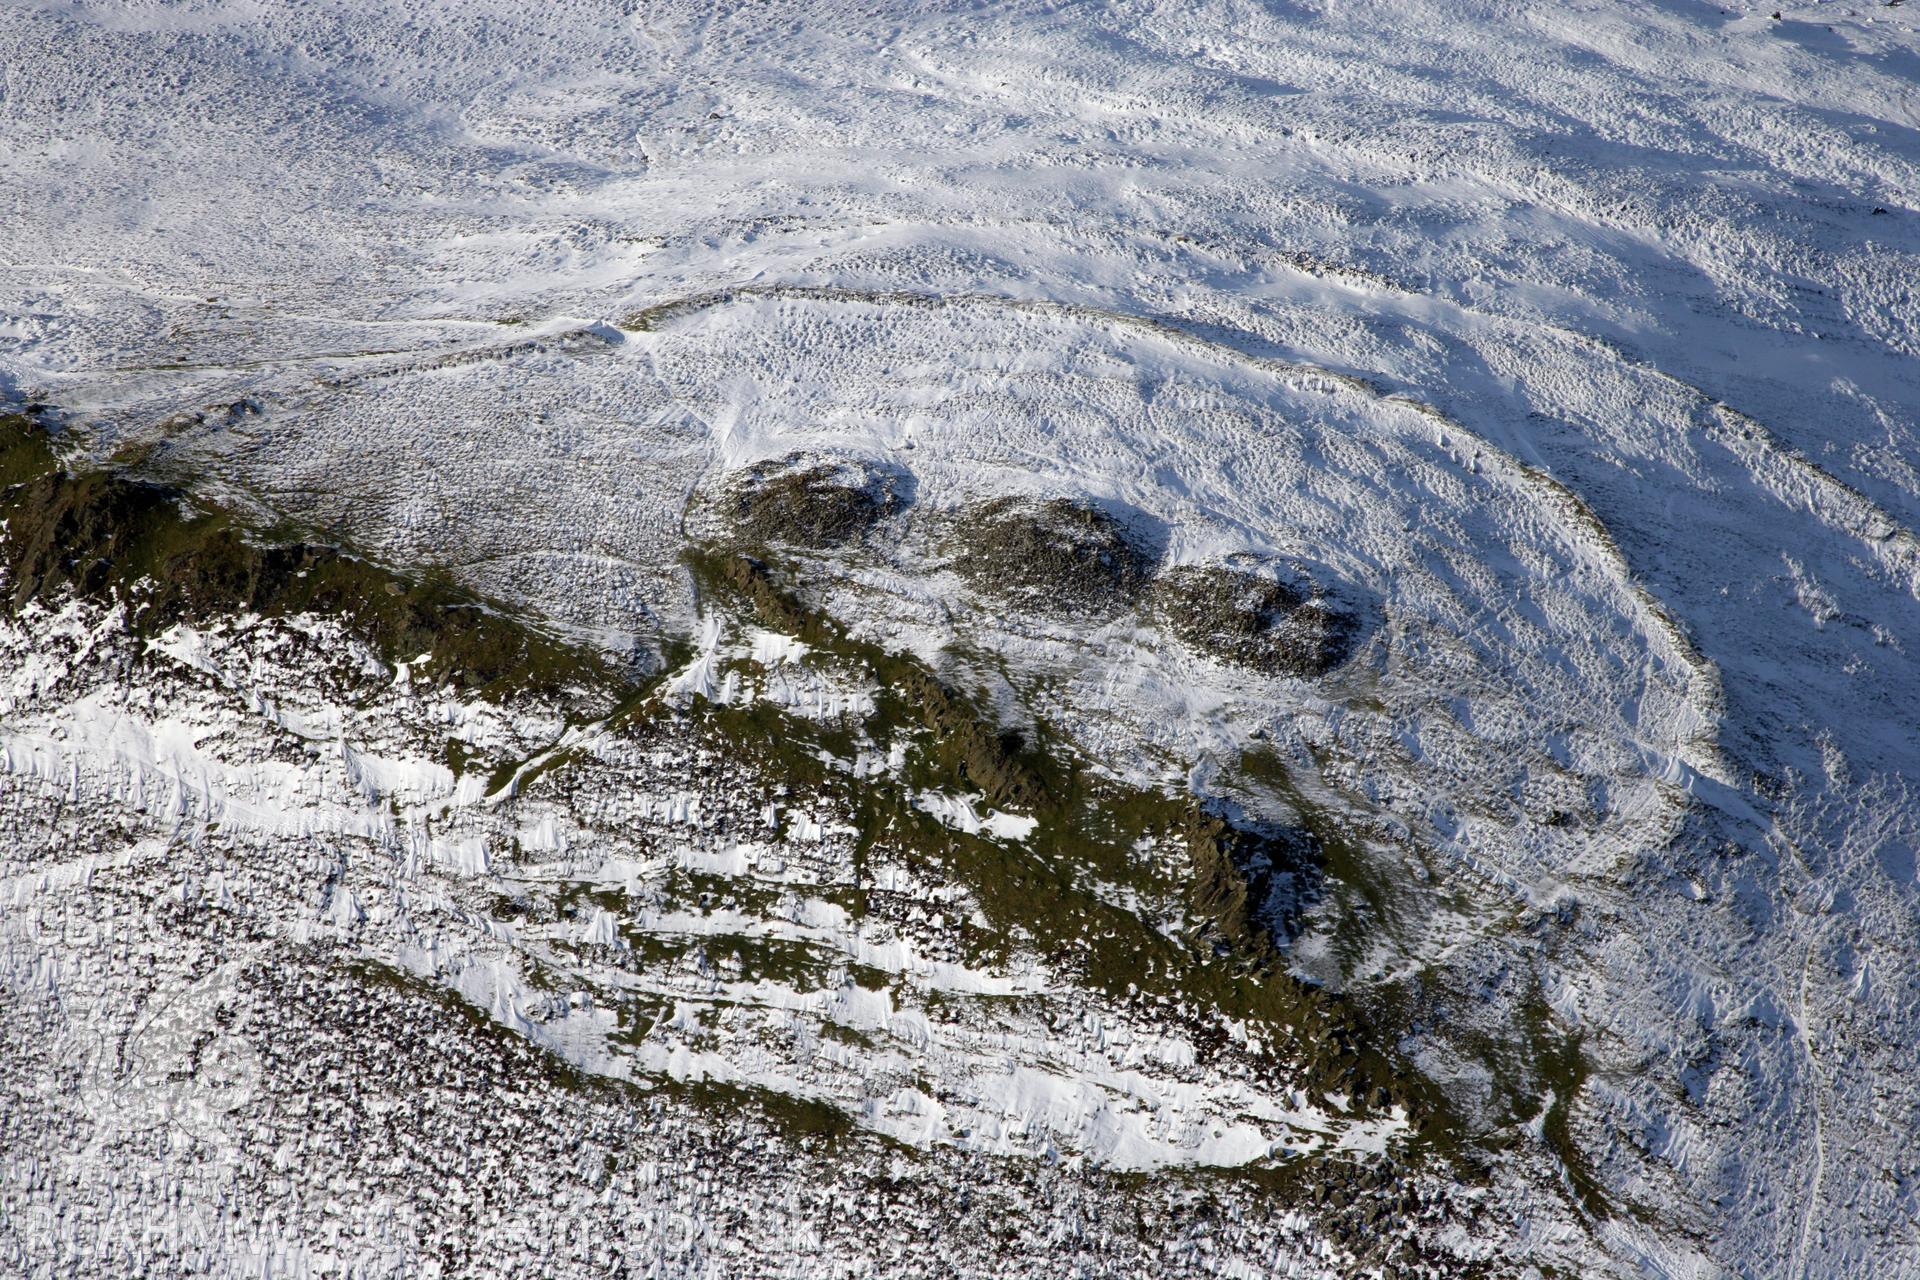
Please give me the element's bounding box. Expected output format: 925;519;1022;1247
727;454;902;550
1154;564;1356;677
950;496;1152;617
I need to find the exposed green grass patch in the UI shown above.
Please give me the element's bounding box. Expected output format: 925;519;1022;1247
0;414;622;706
683;545;1462;1138
1520;993;1612;1221
5;413;1527;1186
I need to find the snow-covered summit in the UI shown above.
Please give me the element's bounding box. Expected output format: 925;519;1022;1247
4;1;1919;1275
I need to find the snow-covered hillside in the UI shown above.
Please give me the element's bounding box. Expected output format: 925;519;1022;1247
4;2;1919;1276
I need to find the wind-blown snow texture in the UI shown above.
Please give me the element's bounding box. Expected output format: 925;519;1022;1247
4;2;1920;1276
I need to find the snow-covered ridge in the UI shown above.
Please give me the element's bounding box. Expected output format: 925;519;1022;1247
0;588;1556;1274
5;0;1920;1273
0;599;1413;1171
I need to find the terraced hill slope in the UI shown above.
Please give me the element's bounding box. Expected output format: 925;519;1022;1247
4;2;1919;1275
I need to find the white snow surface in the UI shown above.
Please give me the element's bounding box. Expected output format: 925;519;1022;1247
5;1;1920;1276
1;600;1475;1276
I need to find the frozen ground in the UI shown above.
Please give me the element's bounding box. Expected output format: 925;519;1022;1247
4;1;1920;1276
